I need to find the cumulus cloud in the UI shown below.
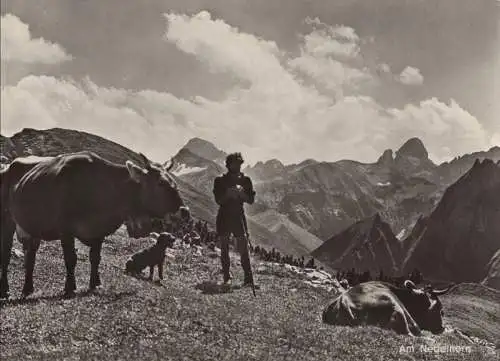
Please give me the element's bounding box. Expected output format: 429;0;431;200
164;11;288;88
1;11;493;165
491;133;500;148
1;14;72;64
399;66;424;85
0;76;197;161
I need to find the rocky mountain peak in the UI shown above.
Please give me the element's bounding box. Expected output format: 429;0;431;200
265;158;285;169
183;137;226;162
376;149;394;167
312;212;402;274
244;158;286;181
395;137;428;161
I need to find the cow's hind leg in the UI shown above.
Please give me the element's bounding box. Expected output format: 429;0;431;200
89;240;103;290
0;217;16;299
61;237;77;297
21;237;41;298
148;265;154;281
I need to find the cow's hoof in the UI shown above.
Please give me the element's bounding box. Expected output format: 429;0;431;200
89;276;101;290
21;286;34;298
89;282;101;290
0;284;9;300
62;290;76;299
64;280;77;293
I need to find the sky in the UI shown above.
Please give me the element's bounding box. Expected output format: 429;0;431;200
1;0;499;165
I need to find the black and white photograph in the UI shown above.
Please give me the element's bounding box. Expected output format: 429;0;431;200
0;0;499;360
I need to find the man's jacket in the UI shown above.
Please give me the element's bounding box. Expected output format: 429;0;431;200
213;172;255;236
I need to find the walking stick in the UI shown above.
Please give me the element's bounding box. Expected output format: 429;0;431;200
244;228;257;297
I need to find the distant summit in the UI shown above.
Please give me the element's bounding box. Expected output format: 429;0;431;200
245;159;286;181
376;149;394;167
312;213;402;274
392;137;436;178
183;137;227;163
395;137;429;161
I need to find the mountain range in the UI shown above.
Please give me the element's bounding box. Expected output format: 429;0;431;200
171;134;499;243
1;127;499;288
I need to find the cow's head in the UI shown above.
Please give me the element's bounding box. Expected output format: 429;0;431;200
124;154;184;236
402;280;454;334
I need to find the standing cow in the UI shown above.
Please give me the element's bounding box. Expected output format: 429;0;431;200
0;151;184;298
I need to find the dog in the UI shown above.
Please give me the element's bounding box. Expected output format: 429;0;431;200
125;232;176;280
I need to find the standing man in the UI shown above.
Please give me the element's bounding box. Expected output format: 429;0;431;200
213;152;256;286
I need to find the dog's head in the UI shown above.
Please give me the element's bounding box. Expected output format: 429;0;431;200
156;232;176;250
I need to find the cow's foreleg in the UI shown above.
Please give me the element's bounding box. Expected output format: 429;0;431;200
22;237;41;298
0;217;16;299
89;240;103;290
158;261;164;280
61;237;77;297
148;265;154;281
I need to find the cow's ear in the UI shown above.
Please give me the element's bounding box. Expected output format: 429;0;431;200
404;280;417;290
126;161;147;182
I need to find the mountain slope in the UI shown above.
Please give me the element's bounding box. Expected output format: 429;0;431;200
402;159;500;284
312;213;403;274
482;250;500;290
250;210;323;255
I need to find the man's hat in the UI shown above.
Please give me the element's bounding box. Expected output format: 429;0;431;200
226;152;244;167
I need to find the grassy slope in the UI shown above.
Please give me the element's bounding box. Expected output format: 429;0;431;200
1;231;498;361
441;284;500;349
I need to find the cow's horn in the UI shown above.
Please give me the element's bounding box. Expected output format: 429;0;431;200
404;280;416;289
432;284;455;296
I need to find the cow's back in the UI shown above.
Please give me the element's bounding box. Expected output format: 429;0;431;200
323;282;403;327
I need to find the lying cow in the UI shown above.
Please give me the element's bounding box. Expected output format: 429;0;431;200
322;280;453;336
125;232;176;280
1;151;184;299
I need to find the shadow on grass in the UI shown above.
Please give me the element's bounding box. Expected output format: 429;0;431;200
194;281;242;295
0;288;137;308
124;271;170;288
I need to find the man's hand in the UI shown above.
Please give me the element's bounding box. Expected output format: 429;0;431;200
225;185;246;201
